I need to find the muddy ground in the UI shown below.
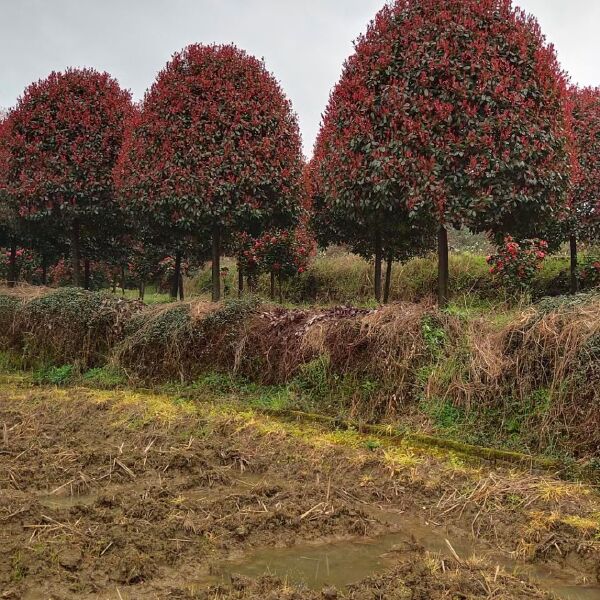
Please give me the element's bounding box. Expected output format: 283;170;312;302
1;377;599;599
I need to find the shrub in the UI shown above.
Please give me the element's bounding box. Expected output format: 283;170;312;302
487;237;548;294
115;297;259;382
12;288;141;367
580;256;600;289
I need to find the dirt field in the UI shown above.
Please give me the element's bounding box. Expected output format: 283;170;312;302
1;375;599;599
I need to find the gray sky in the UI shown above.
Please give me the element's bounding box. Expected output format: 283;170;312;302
1;0;599;156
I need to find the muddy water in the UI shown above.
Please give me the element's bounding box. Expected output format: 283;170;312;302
210;514;600;600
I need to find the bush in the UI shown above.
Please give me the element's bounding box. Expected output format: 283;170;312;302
487;237;548;293
115;297;259;381
11;288;142;367
580;256;600;289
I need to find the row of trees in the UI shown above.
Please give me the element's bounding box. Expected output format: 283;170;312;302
309;0;599;305
1;0;599;305
0;46;305;301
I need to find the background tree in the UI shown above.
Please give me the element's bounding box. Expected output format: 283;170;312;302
115;44;304;302
0;116;21;287
3;69;132;286
309;142;435;303
311;0;573;306
567;86;600;293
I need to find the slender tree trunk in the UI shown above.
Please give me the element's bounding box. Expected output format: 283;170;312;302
438;224;449;308
121;267;125;296
374;229;383;303
179;273;184;301
211;226;221;302
170;252;181;300
84;260;91;290
383;250;393;304
139;281;145;301
278;272;283;304
112;277;117;294
7;242;17;288
71;220;81;287
569;234;579;295
41;258;47;286
247;273;256;293
270;271;276;300
238;265;244;297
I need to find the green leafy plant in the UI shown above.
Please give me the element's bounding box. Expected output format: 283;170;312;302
82;366;126;388
33;364;75;386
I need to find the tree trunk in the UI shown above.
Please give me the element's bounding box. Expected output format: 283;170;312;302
238;265;244;297
112;277;117;294
71;220;81;287
438;224;449;308
7;242;17;288
212;226;221;302
383;250;393;304
179;273;184;301
41;258;47;286
374;229;383;303
139;281;145;301
278;272;283;304
270;271;276;300
569;234;579;295
170;253;181;300
120;266;125;296
84;260;91;290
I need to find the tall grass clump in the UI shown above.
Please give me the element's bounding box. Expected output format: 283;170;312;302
425;291;600;458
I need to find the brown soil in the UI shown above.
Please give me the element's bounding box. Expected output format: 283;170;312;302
1;379;598;599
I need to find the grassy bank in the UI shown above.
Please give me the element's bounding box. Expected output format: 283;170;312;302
0;285;598;469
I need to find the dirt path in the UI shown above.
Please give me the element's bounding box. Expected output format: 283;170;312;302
1;377;599;599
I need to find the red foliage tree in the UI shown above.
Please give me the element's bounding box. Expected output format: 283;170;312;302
312;0;574;305
0;116;19;287
2;69;133;286
115;44;304;301
568;86;600;292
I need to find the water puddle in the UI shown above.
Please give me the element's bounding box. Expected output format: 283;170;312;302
208;516;600;600
38;492;98;509
213;533;408;588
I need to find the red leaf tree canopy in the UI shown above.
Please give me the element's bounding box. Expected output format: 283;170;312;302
115;44;304;300
312;0;574;303
2;68;133;285
570;86;600;239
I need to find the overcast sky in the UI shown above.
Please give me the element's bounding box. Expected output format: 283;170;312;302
1;0;599;155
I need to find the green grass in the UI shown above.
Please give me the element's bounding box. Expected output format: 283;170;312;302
184;248;575;306
119;287;173;305
33;364;75;386
82;366;127;388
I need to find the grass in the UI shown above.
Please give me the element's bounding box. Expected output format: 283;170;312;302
1;271;598;465
184;248;578;306
32;364;75;386
120;286;172;305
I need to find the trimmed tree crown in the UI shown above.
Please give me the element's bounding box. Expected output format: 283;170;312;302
3;68;132;223
313;0;574;239
115;43;304;236
570;86;600;239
